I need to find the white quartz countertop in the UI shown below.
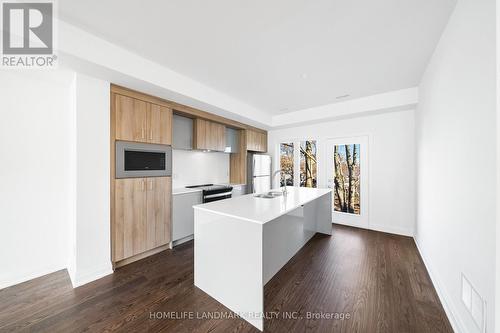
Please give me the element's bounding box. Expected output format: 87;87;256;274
193;186;331;224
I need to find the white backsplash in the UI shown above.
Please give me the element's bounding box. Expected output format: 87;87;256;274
172;149;230;188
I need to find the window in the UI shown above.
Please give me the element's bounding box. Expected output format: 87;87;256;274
300;140;317;188
333;144;360;214
279;142;294;186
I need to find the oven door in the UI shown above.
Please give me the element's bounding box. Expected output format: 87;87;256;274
203;191;232;203
116;141;172;178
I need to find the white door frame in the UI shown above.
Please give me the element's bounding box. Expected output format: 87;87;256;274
325;136;369;228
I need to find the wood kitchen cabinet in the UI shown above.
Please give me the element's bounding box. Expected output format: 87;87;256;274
149;103;172;145
111;86;174;268
115;94;148;143
212;121;226;151
230;129;247;185
113;177;172;262
148;177;171;247
193;118;226;151
246;129;267;152
115;94;172;145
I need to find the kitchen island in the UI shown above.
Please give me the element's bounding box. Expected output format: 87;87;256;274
193;186;332;331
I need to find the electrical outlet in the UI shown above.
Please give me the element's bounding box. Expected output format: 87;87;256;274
461;273;485;331
471;288;483;330
461;275;472;310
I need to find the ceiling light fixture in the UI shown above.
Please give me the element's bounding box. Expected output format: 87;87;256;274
336;94;350;99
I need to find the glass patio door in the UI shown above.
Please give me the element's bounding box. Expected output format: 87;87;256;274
326;136;369;228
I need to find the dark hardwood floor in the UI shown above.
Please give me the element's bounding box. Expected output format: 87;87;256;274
0;225;452;333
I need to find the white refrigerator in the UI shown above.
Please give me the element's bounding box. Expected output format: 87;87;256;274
247;154;272;193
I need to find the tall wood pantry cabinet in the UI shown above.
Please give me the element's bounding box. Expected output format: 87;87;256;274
111;87;173;267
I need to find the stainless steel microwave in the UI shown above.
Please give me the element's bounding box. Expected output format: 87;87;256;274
115;141;172;178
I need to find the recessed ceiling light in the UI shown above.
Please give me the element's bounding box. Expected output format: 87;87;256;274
336;94;350;99
301;73;308;79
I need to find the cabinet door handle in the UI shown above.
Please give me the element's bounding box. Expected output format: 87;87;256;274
150;129;153;140
141;179;145;191
141;126;145;139
149;179;153;191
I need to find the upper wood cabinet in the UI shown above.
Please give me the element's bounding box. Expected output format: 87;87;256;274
114;177;171;262
230;129;247;184
193;118;226;151
115;94;172;145
115;94;148;143
212;121;226;151
149;103;172;145
246;129;267;152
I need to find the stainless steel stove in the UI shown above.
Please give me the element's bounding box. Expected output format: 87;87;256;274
185;184;233;203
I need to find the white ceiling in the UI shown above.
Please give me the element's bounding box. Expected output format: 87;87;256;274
59;0;455;115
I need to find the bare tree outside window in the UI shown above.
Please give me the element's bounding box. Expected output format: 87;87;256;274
279;143;294;186
300;141;317;188
334;144;360;214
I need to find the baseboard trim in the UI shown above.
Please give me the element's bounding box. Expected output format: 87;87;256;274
369;223;414;237
114;244;169;269
332;222;414;237
70;264;113;288
173;234;194;247
0;264;67;290
413;237;467;333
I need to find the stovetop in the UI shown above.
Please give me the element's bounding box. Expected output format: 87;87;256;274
185;183;214;188
185;183;233;194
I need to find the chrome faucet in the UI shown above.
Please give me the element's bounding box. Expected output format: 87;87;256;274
272;170;288;196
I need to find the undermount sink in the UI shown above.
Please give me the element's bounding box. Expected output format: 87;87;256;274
254;191;284;199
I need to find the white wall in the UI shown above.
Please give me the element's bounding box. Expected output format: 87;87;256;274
268;109;416;236
69;73;112;287
0;70;112;289
0;70;74;288
172;150;230;188
415;0;496;332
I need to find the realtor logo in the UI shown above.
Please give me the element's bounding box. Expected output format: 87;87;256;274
1;1;57;68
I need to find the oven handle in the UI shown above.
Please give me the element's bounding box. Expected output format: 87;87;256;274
203;191;233;199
